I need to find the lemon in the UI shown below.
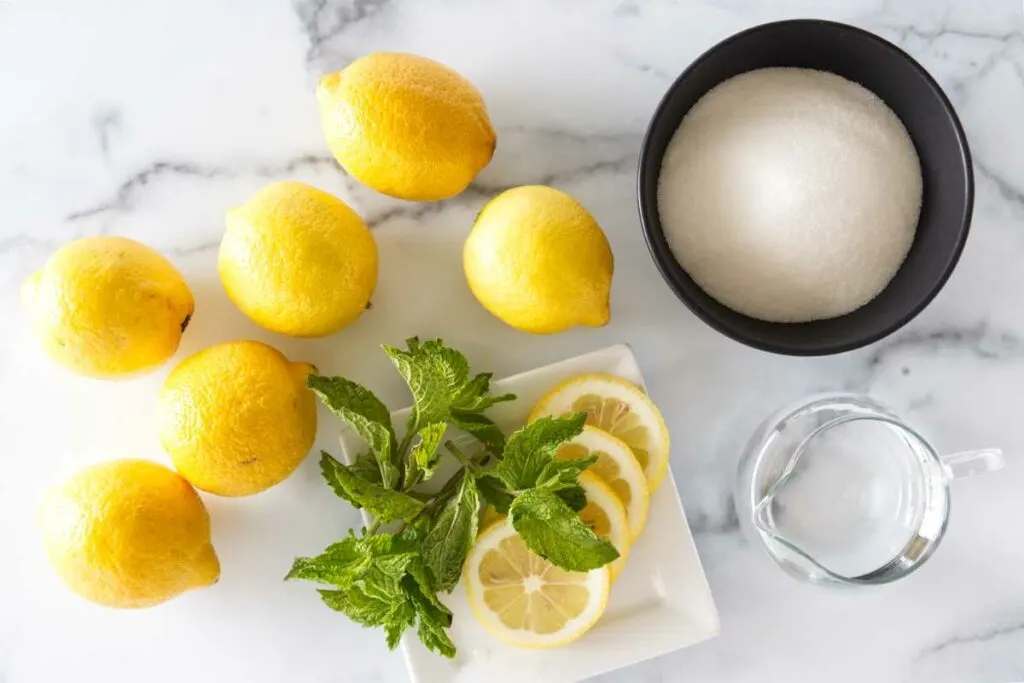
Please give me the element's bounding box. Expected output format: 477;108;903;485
22;236;194;378
158;341;317;497
530;374;671;490
318;52;495;201
557;426;650;540
39;459;219;608
220;181;377;337
465;519;610;648
463;185;613;334
576;471;631;580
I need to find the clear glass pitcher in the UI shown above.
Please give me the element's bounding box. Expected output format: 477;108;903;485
735;394;1004;585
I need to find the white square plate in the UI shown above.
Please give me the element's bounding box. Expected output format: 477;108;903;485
339;344;720;683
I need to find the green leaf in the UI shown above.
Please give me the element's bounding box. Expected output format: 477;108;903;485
421;471;480;593
308;375;399;488
536;453;598;492
383;338;465;432
385;621;407;650
408;422;448;483
495;414;587;490
454;372;491;405
287;541;365;586
555;485;588;512
405;577;456;658
350;451;383;485
476;474;514;515
509;488;619;572
453;372;516;412
451;409;507;454
320;453;425;524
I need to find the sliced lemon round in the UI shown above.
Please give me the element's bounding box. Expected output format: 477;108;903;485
530;373;671;490
576;471;631;580
558;426;650;540
465;520;611;649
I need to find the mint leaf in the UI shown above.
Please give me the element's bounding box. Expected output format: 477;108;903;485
454;372;492;407
422;471;479;592
451;409;507;454
408;422;448;484
453;372;515;412
350;451;383;485
495;414;587;490
287;540;364;586
556;485;588;512
509;488;619;571
309;375;399;488
536;453;597;492
476;474;514;515
405;578;456;658
320;453;425;524
384;338;465;432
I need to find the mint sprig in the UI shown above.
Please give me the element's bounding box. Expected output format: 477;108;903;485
287;338;618;659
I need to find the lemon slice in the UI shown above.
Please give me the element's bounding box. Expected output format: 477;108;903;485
465;520;611;649
558;426;650;540
576;471;631;580
530;373;671;490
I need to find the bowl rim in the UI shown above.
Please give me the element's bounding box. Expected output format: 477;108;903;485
636;18;975;357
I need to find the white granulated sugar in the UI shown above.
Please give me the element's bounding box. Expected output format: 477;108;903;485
657;67;923;323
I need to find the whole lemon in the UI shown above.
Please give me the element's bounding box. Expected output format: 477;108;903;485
464;185;614;334
39;459;219;608
22;236;194;378
220;181;377;337
318;52;495;201
158;341;317;497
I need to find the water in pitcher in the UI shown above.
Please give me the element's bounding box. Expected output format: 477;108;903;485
753;417;933;578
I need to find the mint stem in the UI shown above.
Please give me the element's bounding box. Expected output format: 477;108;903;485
397;431;414;459
445;441;480;472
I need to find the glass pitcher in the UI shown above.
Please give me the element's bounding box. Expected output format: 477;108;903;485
735;393;1004;585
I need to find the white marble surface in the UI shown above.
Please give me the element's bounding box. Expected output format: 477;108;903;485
2;1;1023;681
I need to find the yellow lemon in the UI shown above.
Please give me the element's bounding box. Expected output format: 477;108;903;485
39;459;219;608
22;236;193;378
220;181;377;337
158;341;317;497
576;471;631;580
465;519;610;648
530;374;671;491
463;185;613;334
317;52;495;201
557;426;650;540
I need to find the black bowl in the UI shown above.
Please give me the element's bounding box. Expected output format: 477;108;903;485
637;19;973;356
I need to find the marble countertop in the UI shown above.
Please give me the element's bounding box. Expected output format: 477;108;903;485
2;1;1023;681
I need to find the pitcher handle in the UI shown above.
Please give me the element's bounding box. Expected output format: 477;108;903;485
940;448;1005;479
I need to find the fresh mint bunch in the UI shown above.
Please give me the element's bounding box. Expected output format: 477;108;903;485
288;338;617;659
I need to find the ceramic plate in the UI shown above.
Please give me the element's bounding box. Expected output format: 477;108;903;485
339;344;720;683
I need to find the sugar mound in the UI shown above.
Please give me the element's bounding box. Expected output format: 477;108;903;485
657;67;923;323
